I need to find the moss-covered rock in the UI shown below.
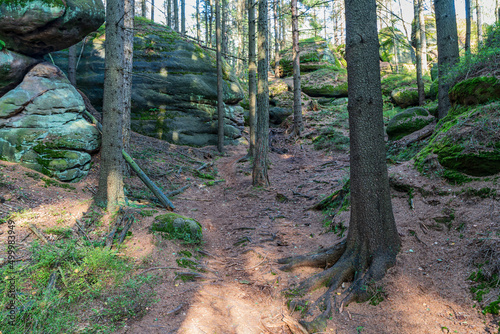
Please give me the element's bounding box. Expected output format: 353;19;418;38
0;0;105;57
391;87;419;108
449;76;500;106
50;18;244;147
0;63;100;182
415;102;500;177
269;81;289;97
276;37;343;78
152;213;202;244
386;107;434;140
301;68;348;98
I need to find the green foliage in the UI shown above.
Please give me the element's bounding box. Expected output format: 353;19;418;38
0;240;155;333
0;39;5;51
312;127;350;152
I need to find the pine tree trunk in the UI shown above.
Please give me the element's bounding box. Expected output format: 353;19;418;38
216;0;224;153
274;0;280;77
167;0;171;27
123;0;134;169
97;0;126;210
414;0;425;105
345;0;400;297
465;0;471;52
434;0;459;119
151;0;154;21
419;0;427;72
236;0;244;76
248;0;257;158
68;45;76;86
141;0;147;17
222;0;227;55
280;0;285;49
174;0;179;32
205;0;209;44
476;0;483;47
209;1;213;47
253;0;269;187
291;0;303;136
196;0;201;40
181;0;185;34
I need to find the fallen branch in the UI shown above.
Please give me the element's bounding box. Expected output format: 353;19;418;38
28;224;48;244
165;184;190;197
118;214;135;244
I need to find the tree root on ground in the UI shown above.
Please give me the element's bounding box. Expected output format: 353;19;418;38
279;243;397;333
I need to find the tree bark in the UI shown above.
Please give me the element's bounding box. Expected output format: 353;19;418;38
141;0;147;17
476;0;483;47
291;0;303;136
222;0;228;55
274;0;280;77
151;0;154;21
414;0;425;105
68;45;77;86
209;1;213;47
418;0;427;72
123;0;134;171
278;0;400;330
216;0;224;153
181;0;186;34
174;0;179;32
97;0;126;210
196;0;201;41
434;0;459;119
205;0;209;44
465;0;471;52
248;0;257;158
253;0;270;187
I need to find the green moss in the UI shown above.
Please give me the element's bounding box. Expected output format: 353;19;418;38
152;213;202;244
449;76;500;106
386;107;433;140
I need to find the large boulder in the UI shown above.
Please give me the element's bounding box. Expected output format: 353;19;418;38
51;18;245;147
0;63;100;181
276;37;343;78
0;49;40;96
386;107;434;140
152;212;202;244
391;87;419;108
0;0;105;57
415;102;500;177
449;76;500;106
301;68;348;98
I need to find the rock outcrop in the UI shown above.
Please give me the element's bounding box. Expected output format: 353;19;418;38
386;107;434;140
0;63;100;181
301;68;348;98
415;102;500;177
51;18;245;147
449;76;500;106
0;49;40;96
0;0;105;56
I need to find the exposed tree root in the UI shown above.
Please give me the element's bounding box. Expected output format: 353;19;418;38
279;243;397;333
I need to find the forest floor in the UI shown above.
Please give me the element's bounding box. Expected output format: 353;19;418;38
1;102;500;333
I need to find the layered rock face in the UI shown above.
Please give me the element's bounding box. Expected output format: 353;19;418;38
0;0;104;181
0;63;100;181
51;18;245;147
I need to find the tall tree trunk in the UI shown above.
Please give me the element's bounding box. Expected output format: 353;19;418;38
196;0;201;40
166;0;171;27
465;0;471;52
419;0;427;72
236;0;245;75
434;0;459;119
222;0;227;54
174;0;179;32
97;0;126;210
151;0;154;21
181;0;185;34
209;1;213;47
216;0;224;152
291;0;303;136
274;0;280;77
123;0;134;169
280;0;285;49
277;0;400;331
253;0;269;187
141;0;147;17
205;0;209;44
68;45;76;86
476;0;483;47
414;0;425;105
248;0;257;158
